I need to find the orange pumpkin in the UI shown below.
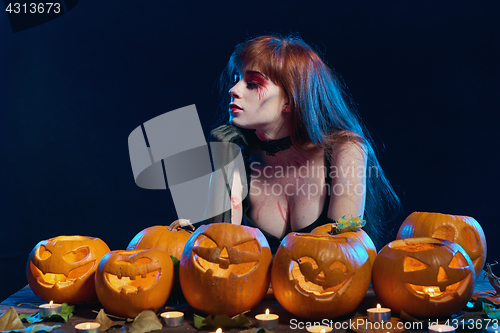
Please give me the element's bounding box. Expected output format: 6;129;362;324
127;225;192;260
372;237;476;318
26;236;110;304
95;248;174;318
311;224;377;267
397;212;487;276
271;233;371;319
179;223;272;316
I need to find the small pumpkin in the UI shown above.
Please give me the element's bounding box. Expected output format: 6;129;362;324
127;221;193;260
179;223;272;316
396;212;487;276
372;237;476;318
271;233;371;319
311;220;377;267
95;248;174;318
26;235;110;304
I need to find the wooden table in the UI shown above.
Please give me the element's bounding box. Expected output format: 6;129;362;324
0;277;494;332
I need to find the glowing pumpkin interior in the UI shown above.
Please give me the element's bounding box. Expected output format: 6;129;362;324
393;242;472;302
290;256;353;301
30;236;97;288
192;234;261;278
104;250;161;294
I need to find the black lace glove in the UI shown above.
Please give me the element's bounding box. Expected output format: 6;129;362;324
210;124;250;149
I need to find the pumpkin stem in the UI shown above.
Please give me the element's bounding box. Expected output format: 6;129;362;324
329;222;340;235
168;219;195;231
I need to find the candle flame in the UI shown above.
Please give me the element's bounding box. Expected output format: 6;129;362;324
216;329;222;333
166;314;169;318
49;301;53;307
265;309;269;315
376;304;381;309
86;324;91;329
321;330;325;333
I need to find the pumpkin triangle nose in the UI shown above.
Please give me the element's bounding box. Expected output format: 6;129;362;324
437;266;448;282
220;247;229;259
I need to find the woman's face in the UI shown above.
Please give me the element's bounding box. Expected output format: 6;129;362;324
228;68;288;136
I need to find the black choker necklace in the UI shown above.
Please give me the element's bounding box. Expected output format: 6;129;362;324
258;136;292;156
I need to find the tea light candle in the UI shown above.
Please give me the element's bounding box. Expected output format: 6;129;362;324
367;304;391;322
75;322;100;333
255;309;279;330
306;325;333;332
39;301;62;317
429;324;455;333
161;311;184;327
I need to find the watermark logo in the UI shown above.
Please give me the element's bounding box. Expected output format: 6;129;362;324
4;0;79;33
127;104;247;224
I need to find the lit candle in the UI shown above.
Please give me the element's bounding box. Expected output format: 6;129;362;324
306;325;333;332
255;309;279;330
367;304;391;322
160;311;184;327
39;301;62;316
75;322;100;333
429;324;455;333
215;329;222;333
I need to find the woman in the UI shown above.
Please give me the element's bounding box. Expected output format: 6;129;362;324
209;34;399;250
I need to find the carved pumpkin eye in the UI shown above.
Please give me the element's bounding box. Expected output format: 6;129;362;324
404;256;429;272
449;251;468;268
35;245;52;260
193;235;260;276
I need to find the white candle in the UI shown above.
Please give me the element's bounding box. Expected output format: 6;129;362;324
39;301;62;317
306;325;333;332
160;311;184;327
367;304;391;322
75;322;100;333
429;324;455;333
255;309;279;330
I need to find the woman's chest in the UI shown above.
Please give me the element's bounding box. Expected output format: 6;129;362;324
246;155;329;232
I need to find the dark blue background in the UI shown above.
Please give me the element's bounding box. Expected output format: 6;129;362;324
1;1;499;301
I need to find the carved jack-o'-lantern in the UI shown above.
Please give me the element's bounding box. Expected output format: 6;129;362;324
95;248;174;318
179;223;272;316
372;237;476;318
397;212;487;276
27;236;110;304
271;233;371;319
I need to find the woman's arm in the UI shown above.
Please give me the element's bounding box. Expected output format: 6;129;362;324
327;142;367;222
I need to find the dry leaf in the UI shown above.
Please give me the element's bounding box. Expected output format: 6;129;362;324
128;310;162;333
0;306;25;331
95;309;122;331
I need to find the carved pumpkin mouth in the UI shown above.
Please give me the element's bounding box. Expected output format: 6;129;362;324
30;261;96;288
405;272;472;302
103;256;162;294
290;257;353;301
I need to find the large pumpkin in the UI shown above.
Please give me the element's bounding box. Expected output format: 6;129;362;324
397;212;487;276
372;237;476;318
95;248;174;318
311;224;377;267
179;223;272;316
27;236;110;304
127;224;192;260
271;233;371;319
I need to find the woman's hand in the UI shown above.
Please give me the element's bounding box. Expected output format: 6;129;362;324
210;124;249;148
